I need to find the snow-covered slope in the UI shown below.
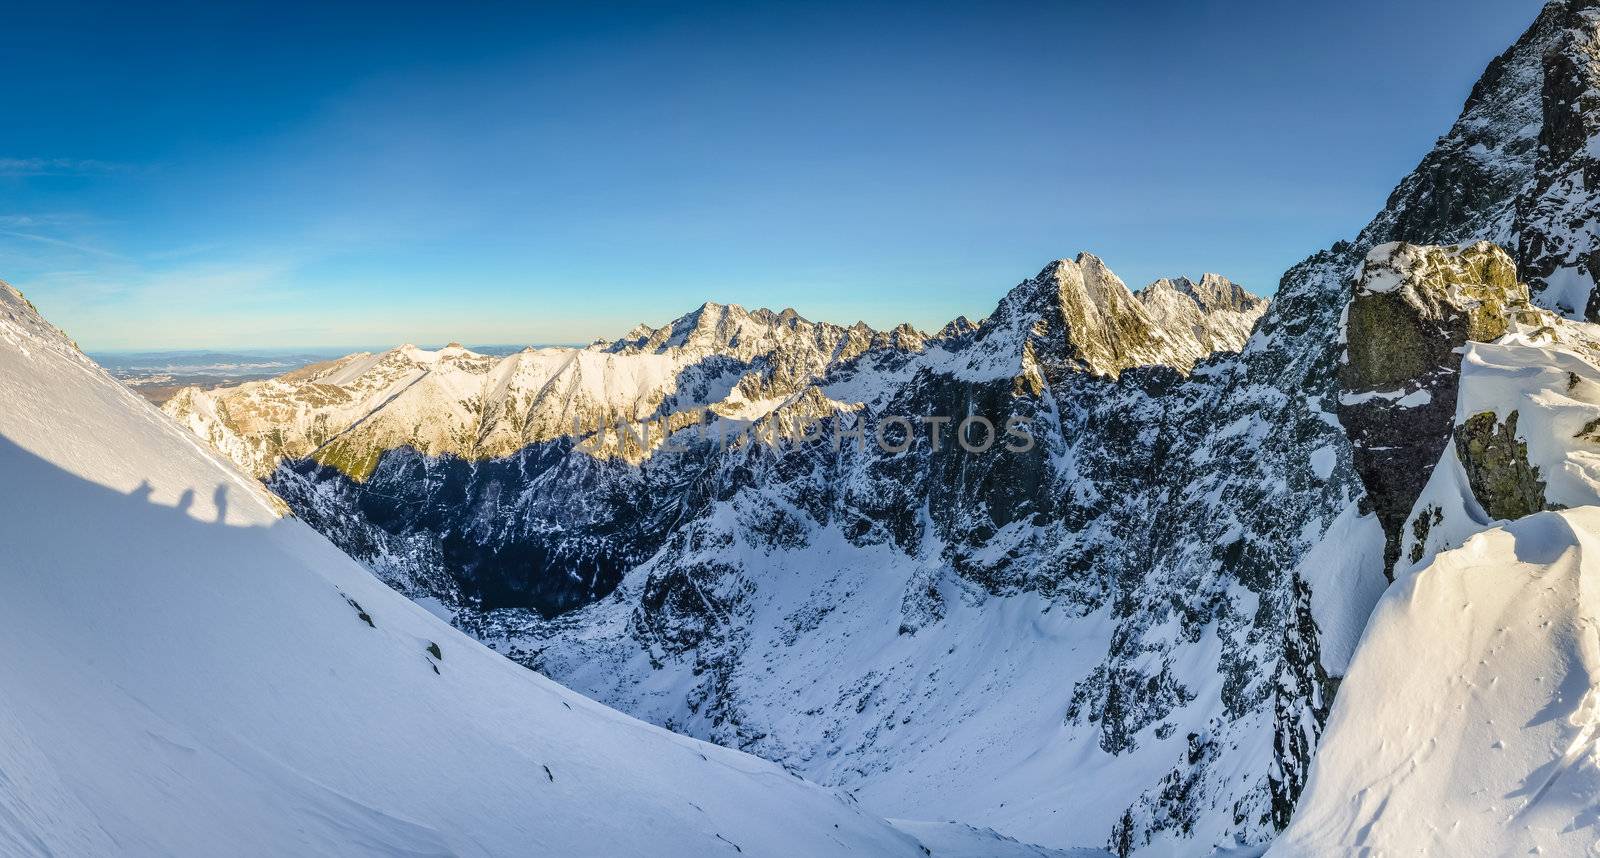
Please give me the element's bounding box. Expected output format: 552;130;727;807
1274;508;1600;856
0;281;952;857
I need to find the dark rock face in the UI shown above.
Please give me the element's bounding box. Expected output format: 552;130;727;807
1363;8;1553;250
1517;0;1600;318
272;441;718;616
1455;411;1554;520
1337;242;1534;575
1268;574;1337;832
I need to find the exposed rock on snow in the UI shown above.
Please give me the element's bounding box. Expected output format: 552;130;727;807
1394;318;1600;578
1455;409;1554;520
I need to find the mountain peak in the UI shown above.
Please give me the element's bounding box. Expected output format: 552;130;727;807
603;299;918;362
967;254;1269;381
936;315;980;340
975;254;1186;380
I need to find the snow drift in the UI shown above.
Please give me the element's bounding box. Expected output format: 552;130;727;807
1273;508;1600;856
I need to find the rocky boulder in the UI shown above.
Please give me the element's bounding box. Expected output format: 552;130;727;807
1339;240;1537;575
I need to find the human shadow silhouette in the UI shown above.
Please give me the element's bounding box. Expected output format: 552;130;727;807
0;435;282;603
0;433;487;856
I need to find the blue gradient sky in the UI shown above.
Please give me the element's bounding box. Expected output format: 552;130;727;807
0;0;1547;350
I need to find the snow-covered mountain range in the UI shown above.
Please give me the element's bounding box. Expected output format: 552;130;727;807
164;267;1263;481
161;261;1264;620
27;1;1600;855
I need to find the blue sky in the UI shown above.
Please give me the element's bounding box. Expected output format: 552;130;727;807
0;0;1547;350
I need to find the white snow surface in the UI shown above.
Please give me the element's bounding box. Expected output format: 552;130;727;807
0;283;939;856
1398;326;1600;576
1297;502;1386;676
1274;508;1600;857
888;819;1111;857
509;501;1236;856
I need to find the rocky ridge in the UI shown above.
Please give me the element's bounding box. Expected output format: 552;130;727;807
1135;273;1267;365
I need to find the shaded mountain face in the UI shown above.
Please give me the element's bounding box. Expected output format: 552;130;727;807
156;2;1600;855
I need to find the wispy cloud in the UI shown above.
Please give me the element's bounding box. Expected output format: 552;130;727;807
0;228;126;259
0;158;134;177
0;213;92;228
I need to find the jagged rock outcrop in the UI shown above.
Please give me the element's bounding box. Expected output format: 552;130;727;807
1519;0;1600;317
960;253;1236;383
1338;241;1538;574
1454;410;1555;520
935;315;981;340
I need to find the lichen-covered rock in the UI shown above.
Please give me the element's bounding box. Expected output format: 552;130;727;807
1344;241;1530;390
1454;410;1553;520
1339;241;1534;574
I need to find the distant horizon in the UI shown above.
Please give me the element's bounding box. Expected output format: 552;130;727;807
87;343;589;357
67;258;1243;354
78;263;1249;356
0;0;1546;350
